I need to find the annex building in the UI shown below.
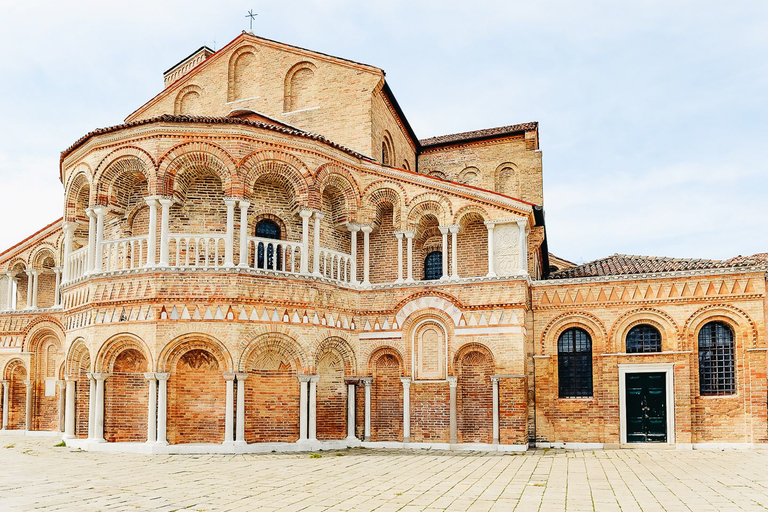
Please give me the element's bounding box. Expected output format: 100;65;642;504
0;32;766;452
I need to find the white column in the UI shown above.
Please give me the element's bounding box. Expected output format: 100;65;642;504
4;272;13;311
63;378;75;438
57;380;66;432
361;226;372;287
348;224;360;285
394;232;404;283
298;375;310;441
223;372;235;444
144;197;158;267
24;270;34;310
404;231;415;283
299;209;313;274
158;198;173;266
401;378;411;443
237;200;251;268
491;376;500;444
144;373;157;443
93;373;109;442
86;208;96;273
449;225;459;280
447;376;458;444
1;380;8;429
517;219;528;274
156;373;170;445
29;270;39;309
308;375;319;441
235;373;248;445
62;222;76;282
93;206;107;273
24;380;32;431
362;377;372;441
312;211;324;276
87;373;96;439
439;226;449;280
485;222;497;277
53;267;62;307
346;381;356;441
224;198;237;267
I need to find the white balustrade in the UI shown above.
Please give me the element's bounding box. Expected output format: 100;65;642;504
66;247;88;282
101;236;148;272
168;234;226;268
246;236;302;273
318;248;353;283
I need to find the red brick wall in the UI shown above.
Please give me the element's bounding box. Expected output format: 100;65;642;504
457;218;488;278
32;380;57;431
104;349;148;443
8;367;27;430
365;206;398;284
243;348;300;443
355;384;365;439
75;371;90;439
410;382;449;442
499;378;528;445
371;354;403;441
457;350;493;443
168;349;225;444
316;352;346;441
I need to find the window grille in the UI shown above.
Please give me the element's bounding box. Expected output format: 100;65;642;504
626;324;662;353
558;327;593;398
255;219;281;270
424;251;442;280
698;321;735;395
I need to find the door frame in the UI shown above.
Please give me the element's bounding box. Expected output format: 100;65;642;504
618;363;675;445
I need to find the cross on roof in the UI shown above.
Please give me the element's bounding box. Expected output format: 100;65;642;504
246;9;257;31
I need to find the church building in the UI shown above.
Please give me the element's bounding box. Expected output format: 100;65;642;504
0;32;766;452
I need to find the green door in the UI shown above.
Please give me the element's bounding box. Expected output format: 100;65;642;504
626;372;667;443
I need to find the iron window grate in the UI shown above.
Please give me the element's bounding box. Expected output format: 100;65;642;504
698;321;735;396
626;324;662;353
558;327;593;398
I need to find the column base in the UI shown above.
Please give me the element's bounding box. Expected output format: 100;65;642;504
403;436;410;443
154;440;169;446
234;440;247;447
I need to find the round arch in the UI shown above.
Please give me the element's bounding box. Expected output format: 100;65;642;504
157;333;233;373
158;141;238;198
609;308;680;353
94;333;153;373
540;311;608;355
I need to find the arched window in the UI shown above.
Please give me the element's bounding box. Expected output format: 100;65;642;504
424;251;442;280
255;219;281;270
558;327;592;398
626;324;662;353
698;321;735;395
381;141;390;166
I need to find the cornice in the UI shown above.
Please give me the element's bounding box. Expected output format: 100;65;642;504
532;293;764;311
532;266;768;287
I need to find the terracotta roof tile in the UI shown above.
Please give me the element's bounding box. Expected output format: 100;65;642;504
548;253;766;280
420;122;538;148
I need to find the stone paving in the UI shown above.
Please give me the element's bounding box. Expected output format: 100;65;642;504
1;435;768;511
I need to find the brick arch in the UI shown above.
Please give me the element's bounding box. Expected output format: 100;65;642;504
394;292;464;328
240;149;311;207
283;61;317;112
238;332;307;373
453;204;490;226
367;346;405;374
313;336;357;375
406;193;452;228
64;170;92;222
3;359;28;430
157;333;233;373
23;318;65;353
3;358;26;381
494;162;520;197
227;45;259;102
454;342;495;443
94;146;156;204
369;346;404;442
609;308;680;353
64;338;91;377
248;211;291;239
94;333;152;373
314;335;353;441
452;341;495;373
315;163;362;222
540;311;607;355
174;84;203;115
683;303;759;351
361;181;407;230
158;141;238;198
29;245;58;269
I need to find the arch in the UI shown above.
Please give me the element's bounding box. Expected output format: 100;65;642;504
361;181;406;229
315;163;362;221
557;327;593;398
453;204;490;226
406;193;452;227
369;345;404;441
697;320;736;396
395;293;463;327
539;310;607;355
381;131;394;166
458;166;480;186
494;162;520;197
64;170;92;222
64;338;91;377
158;141;238;198
23;319;65;353
238;331;307;373
609;308;679;353
367;346;405;374
240;149;311;207
314;335;353;441
94;333;153;373
453;342;495;370
94;146;156;203
454;342;494;443
29;245;57;269
227;45;259;102
3;359;27;430
283;61;317;112
174;84;203;115
401;160;411;171
683;303;758;351
63;162;93;197
314;336;357;374
3;358;26;381
157;333;233;373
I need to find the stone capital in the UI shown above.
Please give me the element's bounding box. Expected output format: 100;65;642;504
143;372;157;382
0;380;8;386
62;221;78;235
155;372;171;381
400;377;412;387
299;209;315;219
360;225;373;234
93;372;111;382
490;375;501;383
346;223;361;233
23;379;31;387
308;375;320;383
447;376;458;388
359;377;373;387
157;198;174;207
312;211;325;220
438;226;451;235
144;196;160;206
222;372;236;381
223;197;239;207
403;230;415;239
394;231;405;239
235;372;249;381
297;374;313;383
447;225;460;234
92;205;109;215
238;199;251;209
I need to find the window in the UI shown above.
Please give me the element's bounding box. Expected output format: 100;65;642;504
626;324;662;353
255;219;281;270
558;327;592;398
698;321;735;395
424;251;442;280
381;141;390;166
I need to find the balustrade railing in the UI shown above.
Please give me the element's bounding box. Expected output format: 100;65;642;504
318;248;353;283
168;234;226;268
66;247;88;282
101;235;148;272
246;236;303;273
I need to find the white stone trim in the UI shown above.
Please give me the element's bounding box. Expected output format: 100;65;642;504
534;266;768;286
618;363;675;446
535;442;605;450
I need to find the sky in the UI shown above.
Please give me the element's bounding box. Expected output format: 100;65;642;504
0;0;766;263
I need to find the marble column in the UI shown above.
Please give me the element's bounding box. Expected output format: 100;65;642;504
235;373;248;445
24;379;32;430
156;373;170;445
348;224;360;285
401;378;411;443
223;372;235;444
439;226;449;280
53;267;62;307
144;373;157;443
57;380;66;432
29;270;39;309
144;197;159;267
361;377;372;442
361;226;372;287
85;207;97;273
299;209;313;274
62;222;76;282
308;375;319;442
312;211;324;276
447;376;458;444
404;231;415;282
87;373;96;439
24;270;35;310
346;381;357;441
484;222;496;277
1;380;8;429
491;376;500;444
93;373;109;442
298;375;310;441
93;206;108;273
4;272;13;311
63;378;75;438
237;200;251;268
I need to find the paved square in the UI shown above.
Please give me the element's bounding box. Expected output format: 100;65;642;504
1;435;767;511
